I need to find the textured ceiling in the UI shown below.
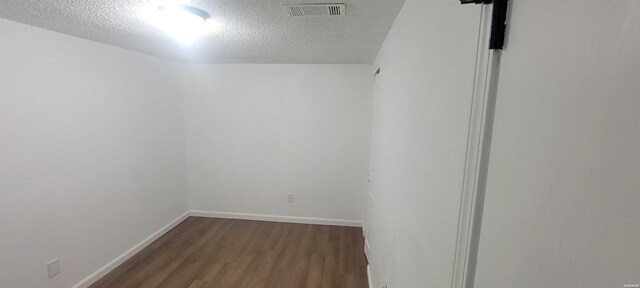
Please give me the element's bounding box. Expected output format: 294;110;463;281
0;0;405;63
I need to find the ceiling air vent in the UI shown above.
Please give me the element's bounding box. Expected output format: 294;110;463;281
283;4;346;17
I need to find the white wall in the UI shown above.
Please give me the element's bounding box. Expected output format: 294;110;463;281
366;0;481;287
0;19;188;288
474;1;640;287
182;64;372;222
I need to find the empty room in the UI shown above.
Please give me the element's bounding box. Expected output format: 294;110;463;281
1;0;639;288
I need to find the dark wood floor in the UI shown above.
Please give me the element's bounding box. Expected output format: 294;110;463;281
90;217;368;288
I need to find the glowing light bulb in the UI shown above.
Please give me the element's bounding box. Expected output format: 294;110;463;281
140;3;221;45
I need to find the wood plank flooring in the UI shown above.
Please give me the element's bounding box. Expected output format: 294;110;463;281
89;217;368;288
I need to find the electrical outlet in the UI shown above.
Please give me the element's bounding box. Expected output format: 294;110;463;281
47;259;60;278
288;194;295;203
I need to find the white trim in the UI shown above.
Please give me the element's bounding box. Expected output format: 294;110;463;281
364;239;371;261
451;4;502;288
190;210;363;227
367;265;373;288
72;210;361;288
71;211;190;288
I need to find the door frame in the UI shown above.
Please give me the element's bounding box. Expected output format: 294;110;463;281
451;4;503;288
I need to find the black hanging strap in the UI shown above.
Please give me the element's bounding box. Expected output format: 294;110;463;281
488;0;508;49
460;0;509;50
461;0;492;4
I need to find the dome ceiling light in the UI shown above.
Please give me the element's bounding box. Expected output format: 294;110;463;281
142;3;221;44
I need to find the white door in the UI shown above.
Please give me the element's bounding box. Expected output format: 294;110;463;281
364;70;381;261
474;1;640;287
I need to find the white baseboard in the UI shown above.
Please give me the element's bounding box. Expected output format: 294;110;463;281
190;210;363;227
367;265;373;288
71;211;190;288
72;210;360;288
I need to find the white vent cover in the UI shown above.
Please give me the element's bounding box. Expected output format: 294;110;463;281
283;3;346;17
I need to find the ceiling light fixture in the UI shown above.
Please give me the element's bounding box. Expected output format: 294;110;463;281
160;5;210;22
142;3;221;44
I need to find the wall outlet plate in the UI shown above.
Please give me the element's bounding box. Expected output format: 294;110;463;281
287;194;295;203
47;259;60;278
